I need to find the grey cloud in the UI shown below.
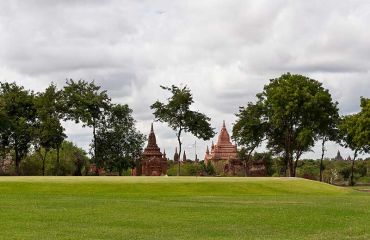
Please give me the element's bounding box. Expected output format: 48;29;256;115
1;0;369;159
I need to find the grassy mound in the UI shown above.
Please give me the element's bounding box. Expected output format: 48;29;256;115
0;177;368;239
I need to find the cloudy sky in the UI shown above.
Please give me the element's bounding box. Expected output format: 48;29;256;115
1;0;369;160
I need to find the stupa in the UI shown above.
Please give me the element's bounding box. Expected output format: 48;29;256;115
141;123;167;176
204;121;238;164
204;121;267;176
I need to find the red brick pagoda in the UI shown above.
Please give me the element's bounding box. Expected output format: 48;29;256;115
141;123;167;176
204;121;238;164
204;121;266;176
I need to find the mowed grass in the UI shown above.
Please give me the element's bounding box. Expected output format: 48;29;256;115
0;177;369;240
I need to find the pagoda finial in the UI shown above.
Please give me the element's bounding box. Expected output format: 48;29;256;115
147;123;158;147
223;120;226;128
174;147;179;162
182;151;187;162
206;145;209;154
163;149;166;158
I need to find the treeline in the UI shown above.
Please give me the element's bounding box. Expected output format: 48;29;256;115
0;80;145;176
165;154;369;185
1;73;369;183
232;73;370;185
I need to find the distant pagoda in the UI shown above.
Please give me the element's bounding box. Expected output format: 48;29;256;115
204;121;266;176
204;121;238;164
141;123;167;176
334;150;344;161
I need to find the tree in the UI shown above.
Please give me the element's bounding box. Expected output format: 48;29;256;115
0;82;36;175
249;73;339;177
62;79;111;172
339;97;370;185
317;102;339;182
34;84;66;175
151;85;215;176
233;102;267;176
0;96;9;159
94;104;145;176
20;140;90;176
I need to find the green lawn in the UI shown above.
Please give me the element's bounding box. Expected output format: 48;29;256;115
0;177;369;240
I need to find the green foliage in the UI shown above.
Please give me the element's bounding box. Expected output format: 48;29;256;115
233;102;267;160
20;141;89;176
339;97;370;185
94;104;145;175
200;161;216;176
167;162;203;176
62;79;111;161
0;82;37;174
151;85;215;175
62;79;111;127
242;73;339;177
296;160;320;180
34;84;66;175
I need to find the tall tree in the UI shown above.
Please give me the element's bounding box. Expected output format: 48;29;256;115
62;79;111;172
232;102;267;176
151;85;215;176
317;102;340;182
0;82;36;175
247;73;339;177
339;97;370;185
0;96;9;159
34;84;66;175
94;104;145;175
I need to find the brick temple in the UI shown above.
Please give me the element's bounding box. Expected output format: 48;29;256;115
141;123;167;176
205;121;238;164
204;121;267;176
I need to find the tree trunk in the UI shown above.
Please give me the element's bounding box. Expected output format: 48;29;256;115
319;138;326;182
244;161;247;177
350;150;358;186
292;151;302;177
288;156;294;177
93;122;99;176
42;151;48;176
245;150;253;177
15;146;20;176
56;145;60;176
177;128;182;176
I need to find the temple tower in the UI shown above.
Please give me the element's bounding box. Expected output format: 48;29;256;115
141;123;167;176
174;147;179;162
204;121;238;162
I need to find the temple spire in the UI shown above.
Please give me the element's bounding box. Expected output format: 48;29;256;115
174;147;179;162
147;123;158;148
206;145;209;154
223;120;226;128
182;151;187;162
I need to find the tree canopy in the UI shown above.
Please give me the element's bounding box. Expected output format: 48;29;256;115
234;73;339;177
339;97;370;185
62;79;111;167
94;104;146;175
151;85;215;175
34;84;66;175
233;102;267;176
0;82;37;175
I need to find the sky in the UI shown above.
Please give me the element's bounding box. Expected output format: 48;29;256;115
1;0;369;160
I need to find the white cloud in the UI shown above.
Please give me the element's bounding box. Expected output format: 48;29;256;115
0;0;369;160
